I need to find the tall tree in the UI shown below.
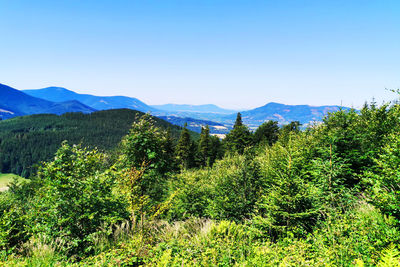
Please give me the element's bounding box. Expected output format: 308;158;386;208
282;121;301;134
209;135;224;166
161;127;177;172
118;114;168;205
235;112;243;127
176;123;192;169
224;113;253;154
253;120;280;146
198;125;212;167
119;114;165;172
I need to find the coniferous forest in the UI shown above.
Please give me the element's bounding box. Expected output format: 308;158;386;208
0;109;191;177
2;99;400;266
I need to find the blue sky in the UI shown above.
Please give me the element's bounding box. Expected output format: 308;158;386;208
1;0;399;109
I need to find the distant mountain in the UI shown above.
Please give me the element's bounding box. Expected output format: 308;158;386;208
0;105;22;120
152;104;237;114
19;84;353;132
224;102;352;129
22;87;230;132
158;115;231;134
23;87;157;113
0;83;95;119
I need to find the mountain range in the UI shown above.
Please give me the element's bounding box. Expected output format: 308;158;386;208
223;102;351;130
21;86;224;132
23;87;156;113
0;83;352;133
0;84;95;119
151;104;237;114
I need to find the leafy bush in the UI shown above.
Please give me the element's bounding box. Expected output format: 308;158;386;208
26;142;128;256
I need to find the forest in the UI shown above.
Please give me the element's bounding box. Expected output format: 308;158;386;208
1;98;400;266
0;109;190;177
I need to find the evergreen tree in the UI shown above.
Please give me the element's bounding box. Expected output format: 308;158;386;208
235;112;243;127
176;123;192;169
282;121;301;133
198;125;211;166
253;120;280;146
209;135;223;166
189;139;199;168
224;113;253;154
162;127;177;172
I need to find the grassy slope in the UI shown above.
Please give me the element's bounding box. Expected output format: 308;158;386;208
0;173;27;190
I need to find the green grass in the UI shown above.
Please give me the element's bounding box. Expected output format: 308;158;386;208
0;173;28;189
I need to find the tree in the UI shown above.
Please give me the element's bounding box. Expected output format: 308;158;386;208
235;112;244;127
224;113;253;154
282;121;301;133
253;120;280;146
207;151;262;220
364;133;400;222
118;114;170;205
176;124;193;169
119;114;165;172
209;135;224;166
30;142;127;255
255;134;327;238
161;127;177;172
198;125;212;167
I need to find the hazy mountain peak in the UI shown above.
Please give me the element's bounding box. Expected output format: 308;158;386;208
151;103;237;114
23;86;156;113
0;83;96;119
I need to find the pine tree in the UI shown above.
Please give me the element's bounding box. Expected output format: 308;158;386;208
198;125;211;166
161;127;177;172
176;123;192;169
235;112;243;127
253;120;280;146
224;113;253;154
209;135;223;166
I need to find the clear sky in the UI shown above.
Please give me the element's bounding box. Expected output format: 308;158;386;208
1;0;399;109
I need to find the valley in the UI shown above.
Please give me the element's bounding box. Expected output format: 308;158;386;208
0;83;352;134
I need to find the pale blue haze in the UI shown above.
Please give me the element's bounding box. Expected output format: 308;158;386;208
1;0;399;109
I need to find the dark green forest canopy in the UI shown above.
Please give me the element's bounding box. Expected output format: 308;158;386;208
0;109;197;177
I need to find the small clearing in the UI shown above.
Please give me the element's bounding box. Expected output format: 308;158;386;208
0;173;28;191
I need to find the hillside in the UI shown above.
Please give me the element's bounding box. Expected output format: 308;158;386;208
0;83;95;119
23;87;157;113
0;109;193;177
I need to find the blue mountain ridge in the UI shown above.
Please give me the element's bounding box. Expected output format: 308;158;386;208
20;85;353;133
0;83;95;119
224;102;352;129
23;87;156;113
152;103;237;114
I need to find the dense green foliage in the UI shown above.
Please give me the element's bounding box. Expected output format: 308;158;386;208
2;98;400;266
224;112;253;154
0;109;189;177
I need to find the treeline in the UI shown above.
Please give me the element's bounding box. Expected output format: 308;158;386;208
0;109;191;177
2;100;400;265
173;113;299;169
0;106;298;178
